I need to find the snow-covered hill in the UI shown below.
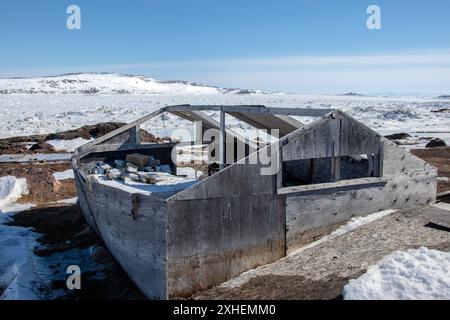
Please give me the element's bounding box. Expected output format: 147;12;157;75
0;73;269;95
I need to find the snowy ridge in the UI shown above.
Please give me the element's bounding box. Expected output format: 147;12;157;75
0;73;269;95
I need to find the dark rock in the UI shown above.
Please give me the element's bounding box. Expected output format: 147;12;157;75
340;92;365;97
29;141;56;152
431;108;450;113
385;133;411;140
426;138;447;148
81;88;100;94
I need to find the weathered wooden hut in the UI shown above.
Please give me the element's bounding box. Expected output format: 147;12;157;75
72;105;437;299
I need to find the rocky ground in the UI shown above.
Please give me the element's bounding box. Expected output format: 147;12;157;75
0;123;167;155
0;162;74;205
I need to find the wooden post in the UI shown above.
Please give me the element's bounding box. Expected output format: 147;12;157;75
219;110;225;170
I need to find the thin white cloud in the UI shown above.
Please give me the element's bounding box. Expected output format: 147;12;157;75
1;49;450;93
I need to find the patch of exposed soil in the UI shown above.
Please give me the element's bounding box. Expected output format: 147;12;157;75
0;162;76;204
0;122;162;155
198;273;357;300
412;147;450;193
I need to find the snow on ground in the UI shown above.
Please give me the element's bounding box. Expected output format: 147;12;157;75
0;177;38;300
53;169;75;181
0;208;101;300
47;138;91;152
0;176;29;210
0;205;40;300
343;247;450;300
0;176;97;300
289;209;397;256
56;197;78;205
0;209;102;300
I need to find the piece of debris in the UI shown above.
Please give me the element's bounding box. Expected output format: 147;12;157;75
425;222;450;233
426;138;447;148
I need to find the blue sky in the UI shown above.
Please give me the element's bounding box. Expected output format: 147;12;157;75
1;0;450;93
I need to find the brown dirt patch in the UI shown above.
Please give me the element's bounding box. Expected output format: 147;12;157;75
0;122;162;155
411;147;450;193
195;273;357;300
0;162;76;204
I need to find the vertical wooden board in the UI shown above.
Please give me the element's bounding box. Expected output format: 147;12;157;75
339;116;380;156
282;113;385;161
282;118;335;160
